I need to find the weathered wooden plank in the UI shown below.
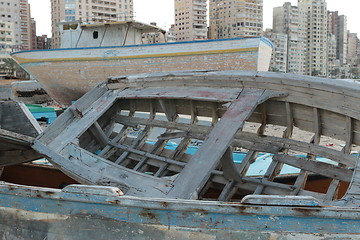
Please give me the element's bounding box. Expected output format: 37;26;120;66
220;147;240;181
217;180;237;201
167;89;289;199
168;88;267;199
273;154;353;182
157;132;188;140
88;121;109;148
108;142;182;166
132;99;179;171
241;195;322;207
253;159;282;194
99;105;136;159
291;108;321;195
0;129;35;146
116;87;242;102
113;101;156;164
113;115;357;166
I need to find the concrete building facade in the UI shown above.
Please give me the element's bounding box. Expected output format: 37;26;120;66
263;29;288;73
0;0;33;51
347;32;358;66
327;33;338;77
51;0;134;48
0;21;15;58
209;0;263;39
336;15;348;65
328;11;348;65
273;2;306;75
174;0;207;41
36;35;52;50
298;0;328;77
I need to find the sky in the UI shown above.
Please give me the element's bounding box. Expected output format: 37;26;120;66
28;0;359;37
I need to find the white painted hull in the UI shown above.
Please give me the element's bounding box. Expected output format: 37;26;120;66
12;38;273;105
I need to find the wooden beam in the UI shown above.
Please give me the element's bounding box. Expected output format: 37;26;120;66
132;99;179;171
326;116;353;201
273;154;353;182
88;121;108;148
113;100;156;164
168;89;285;199
98;104;136;159
113;115;357;167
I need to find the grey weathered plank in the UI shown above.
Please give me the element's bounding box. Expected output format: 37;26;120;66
113;115;357;167
291;107;321;195
273;154;353;182
167;89;288;199
326;116;354;201
115;87;242;102
132;99;179;171
113;101;156;164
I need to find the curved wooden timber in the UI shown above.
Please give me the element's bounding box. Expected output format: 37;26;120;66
33;70;360;206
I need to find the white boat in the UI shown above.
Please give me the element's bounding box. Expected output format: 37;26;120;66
11;21;273;105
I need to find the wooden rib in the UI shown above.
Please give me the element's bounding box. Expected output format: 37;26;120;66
88;121;108;148
283;102;294;140
253;102;284;195
233;104;267;179
109;142;180;166
217;180;237;201
168;89;280;199
253;158;281;194
291;107;321;196
273;154;353;182
236;150;258;176
325;116;353;201
253;102;293;195
155;101;198;177
211;102;219;126
114;100;156;165
113;115;357;167
98;103;135;158
132;99;179;171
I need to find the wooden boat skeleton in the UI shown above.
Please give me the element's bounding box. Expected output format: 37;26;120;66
33;71;360;205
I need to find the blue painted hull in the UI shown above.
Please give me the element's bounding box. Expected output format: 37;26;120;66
1;182;360;239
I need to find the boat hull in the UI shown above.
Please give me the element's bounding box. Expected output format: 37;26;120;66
1;182;360;239
11;38;273;105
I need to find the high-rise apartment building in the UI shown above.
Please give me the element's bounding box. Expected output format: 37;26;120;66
327;33;338;77
263;29;288;73
298;0;328;77
51;0;134;48
36;35;52;50
336;15;348;65
273;2;306;75
30;18;37;50
209;0;263;39
0;0;33;51
328;11;349;65
174;0;207;41
347;32;359;66
0;22;15;58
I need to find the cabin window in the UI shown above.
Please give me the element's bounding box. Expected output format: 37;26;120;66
93;31;99;39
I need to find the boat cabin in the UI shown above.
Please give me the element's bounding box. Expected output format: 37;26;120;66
58;20;166;48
